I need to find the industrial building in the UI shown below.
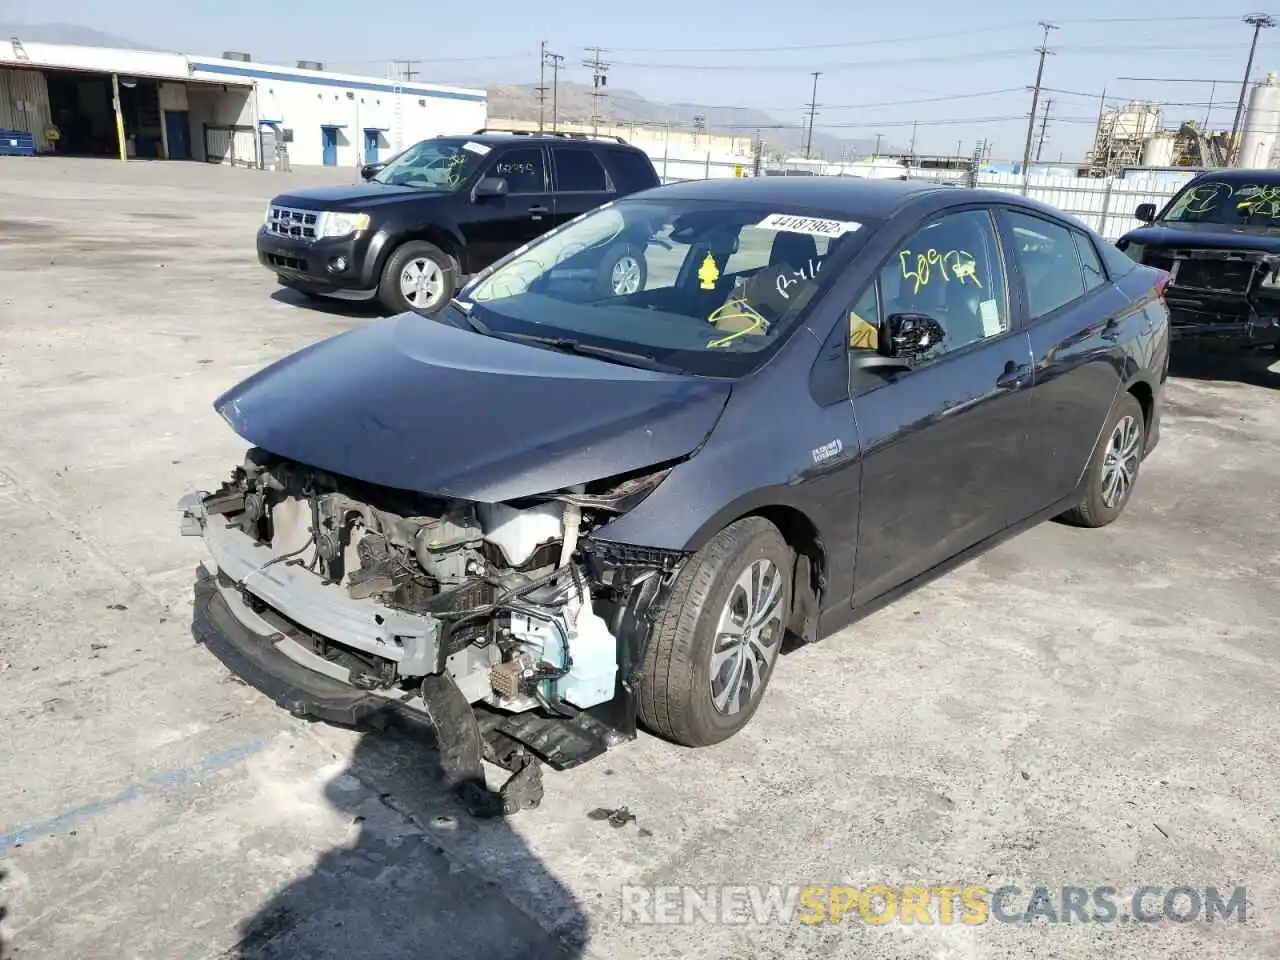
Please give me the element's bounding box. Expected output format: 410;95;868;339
0;37;486;168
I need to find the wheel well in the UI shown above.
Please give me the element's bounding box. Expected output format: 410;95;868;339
744;505;826;640
1128;380;1153;431
377;230;462;280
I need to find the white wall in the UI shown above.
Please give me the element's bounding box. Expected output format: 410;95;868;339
0;38;190;79
188;58;486;168
971;172;1184;240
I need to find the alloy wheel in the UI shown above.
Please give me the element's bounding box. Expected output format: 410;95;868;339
710;559;785;716
1101;414;1141;508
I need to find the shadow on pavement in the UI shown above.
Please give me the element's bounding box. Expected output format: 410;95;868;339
224;724;588;960
1169;346;1280;389
0;868;11;960
269;287;387;320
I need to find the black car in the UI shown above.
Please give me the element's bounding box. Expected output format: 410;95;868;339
186;177;1169;816
1117;168;1280;351
257;129;661;316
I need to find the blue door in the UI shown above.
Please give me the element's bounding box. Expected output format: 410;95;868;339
363;128;379;164
321;126;338;166
163;110;190;160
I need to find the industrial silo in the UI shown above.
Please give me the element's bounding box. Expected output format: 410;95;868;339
1141;133;1177;167
1238;72;1280;168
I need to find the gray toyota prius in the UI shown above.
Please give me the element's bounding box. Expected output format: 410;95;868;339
182;176;1171;815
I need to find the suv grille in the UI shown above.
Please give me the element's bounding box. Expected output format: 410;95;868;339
1174;258;1254;293
267;205;319;241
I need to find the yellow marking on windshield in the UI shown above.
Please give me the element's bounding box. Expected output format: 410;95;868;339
1236;184;1280;217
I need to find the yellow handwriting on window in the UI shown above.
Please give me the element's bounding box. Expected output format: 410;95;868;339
1236;184;1280;217
898;248;982;294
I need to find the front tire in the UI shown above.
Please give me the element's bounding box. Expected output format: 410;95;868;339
638;517;792;747
1059;392;1146;528
377;240;459;317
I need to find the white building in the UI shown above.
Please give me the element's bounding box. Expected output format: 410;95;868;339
0;38;486;168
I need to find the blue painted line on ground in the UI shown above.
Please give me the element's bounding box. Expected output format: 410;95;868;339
0;737;273;850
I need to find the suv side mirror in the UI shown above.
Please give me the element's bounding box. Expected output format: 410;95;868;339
474;176;509;199
360;162;385;181
1135;202;1156;223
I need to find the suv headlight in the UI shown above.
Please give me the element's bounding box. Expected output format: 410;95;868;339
318;211;371;238
263;202;273;226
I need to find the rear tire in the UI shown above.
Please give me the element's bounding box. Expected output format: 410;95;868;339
638;517;792;747
377;240;459;317
1058;392;1146;528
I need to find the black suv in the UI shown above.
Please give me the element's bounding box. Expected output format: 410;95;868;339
257;129;662;316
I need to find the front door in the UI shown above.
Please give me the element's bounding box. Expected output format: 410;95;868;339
459;145;553;273
363;128;379;164
163;110;190;160
321;126;338;166
549;145;614;227
849;207;1036;605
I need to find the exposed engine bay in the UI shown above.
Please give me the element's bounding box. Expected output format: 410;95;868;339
182;448;685;816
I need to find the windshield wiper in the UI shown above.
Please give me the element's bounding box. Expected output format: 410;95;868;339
493;331;686;373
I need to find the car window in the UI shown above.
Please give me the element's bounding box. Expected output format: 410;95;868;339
491;148;546;193
868;208;1011;360
552;147;609;192
1073;231;1105;291
1005;211;1087;319
606;149;660;192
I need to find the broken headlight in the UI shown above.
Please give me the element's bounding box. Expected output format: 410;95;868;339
1259;263;1280;288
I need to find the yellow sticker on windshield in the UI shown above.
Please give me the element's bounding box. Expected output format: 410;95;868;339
698;253;720;290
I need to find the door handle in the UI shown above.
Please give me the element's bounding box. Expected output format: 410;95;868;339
1101;319;1121;341
528;204;549;220
996;361;1031;390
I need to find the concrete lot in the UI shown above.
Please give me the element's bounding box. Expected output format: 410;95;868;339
1;156;1278;960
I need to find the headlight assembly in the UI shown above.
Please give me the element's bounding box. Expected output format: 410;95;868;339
319;211;371;238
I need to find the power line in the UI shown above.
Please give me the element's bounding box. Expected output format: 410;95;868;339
1021;21;1058;174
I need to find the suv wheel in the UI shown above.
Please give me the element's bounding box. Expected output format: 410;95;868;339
378;241;459;316
598;242;647;297
638;517;792;747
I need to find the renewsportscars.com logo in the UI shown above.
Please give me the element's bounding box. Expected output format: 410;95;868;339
620;884;1250;926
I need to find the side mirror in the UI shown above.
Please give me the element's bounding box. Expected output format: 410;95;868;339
883;312;945;360
360;162;385;181
474;176;509;199
1135;202;1156;223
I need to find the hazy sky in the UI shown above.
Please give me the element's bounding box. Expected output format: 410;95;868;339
2;0;1275;160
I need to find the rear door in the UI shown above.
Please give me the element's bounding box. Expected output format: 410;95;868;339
995;208;1132;515
849;206;1037;605
460;144;553;271
548;145;616;227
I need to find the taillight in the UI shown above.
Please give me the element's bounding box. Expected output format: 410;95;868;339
1154;269;1172;299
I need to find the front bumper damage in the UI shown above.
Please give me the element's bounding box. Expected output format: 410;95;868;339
1152;248;1280;349
180;480;685;817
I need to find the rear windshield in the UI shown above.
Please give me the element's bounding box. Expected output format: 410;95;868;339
459;197;878;377
606;149;661;192
1161;178;1280;225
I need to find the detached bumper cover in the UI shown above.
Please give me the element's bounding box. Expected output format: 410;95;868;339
192;564;402;726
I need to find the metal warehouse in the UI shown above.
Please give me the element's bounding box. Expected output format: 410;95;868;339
0;37;486;168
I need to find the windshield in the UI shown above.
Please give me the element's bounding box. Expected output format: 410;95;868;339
458;197;872;377
371;138;487;190
1161;178;1280;226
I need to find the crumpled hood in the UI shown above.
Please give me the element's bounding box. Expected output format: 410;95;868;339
1123;220;1280;253
213;315;732;503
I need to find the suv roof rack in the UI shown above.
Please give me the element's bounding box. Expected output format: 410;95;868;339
471;127;629;145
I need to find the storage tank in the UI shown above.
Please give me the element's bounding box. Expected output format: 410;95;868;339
1237;71;1280;168
1141;133;1177;167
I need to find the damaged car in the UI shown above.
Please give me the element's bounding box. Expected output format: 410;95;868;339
1117;168;1280;352
183;177;1169;815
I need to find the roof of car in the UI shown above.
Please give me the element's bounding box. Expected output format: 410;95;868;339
651;175;951;217
1185;167;1280;183
446;130;649;151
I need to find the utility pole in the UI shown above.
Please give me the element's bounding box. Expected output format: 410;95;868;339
804;71;821;159
545;51;564;131
1021;21;1058;175
1228;13;1276;165
1035;98;1053;161
394;59;420;82
537;41;547;132
583;46;610;137
908;120;918;159
873;132;883;157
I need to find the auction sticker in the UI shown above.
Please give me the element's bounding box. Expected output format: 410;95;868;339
756;213;861;238
462;141;492;155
